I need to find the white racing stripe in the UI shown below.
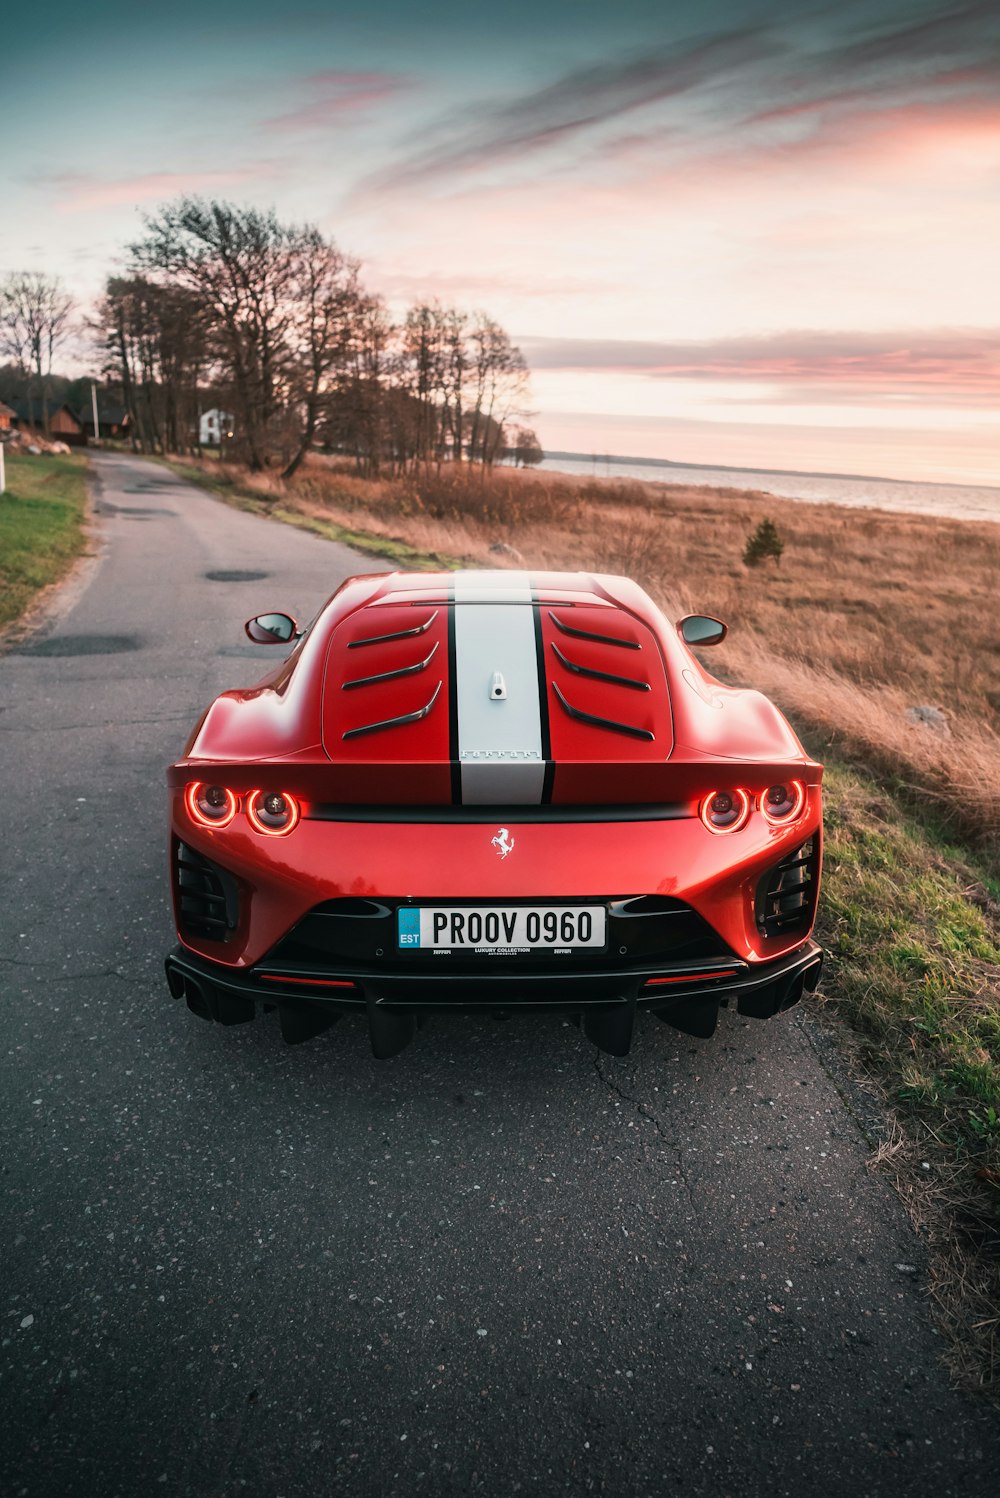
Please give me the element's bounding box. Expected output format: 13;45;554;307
453;572;545;804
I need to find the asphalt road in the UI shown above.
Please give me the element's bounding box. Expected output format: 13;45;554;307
2;451;998;1498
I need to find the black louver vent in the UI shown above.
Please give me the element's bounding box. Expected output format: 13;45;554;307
343;640;439;690
348;610;439;648
175;841;240;942
755;838;819;939
547;610;641;649
550;643;650;692
552;682;655;741
547;609;654;741
342;680;442;739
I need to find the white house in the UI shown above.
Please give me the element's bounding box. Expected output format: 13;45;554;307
199;409;234;447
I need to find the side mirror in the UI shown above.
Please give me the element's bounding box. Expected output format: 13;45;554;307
678;614;728;647
244;612;299;644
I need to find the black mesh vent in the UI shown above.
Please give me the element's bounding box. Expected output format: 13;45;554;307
755;837;819;939
175;841;240;942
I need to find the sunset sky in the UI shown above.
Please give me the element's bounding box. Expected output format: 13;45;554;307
2;0;998;484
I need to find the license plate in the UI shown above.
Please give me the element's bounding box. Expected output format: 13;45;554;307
397;905;606;952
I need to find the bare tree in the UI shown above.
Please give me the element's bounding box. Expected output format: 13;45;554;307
95;278;141;447
131;199;297;470
467;315;530;467
334;294;396;476
96;276;210;454
281;229;361;479
0;272;74;435
440;307;469;464
401;303;451;465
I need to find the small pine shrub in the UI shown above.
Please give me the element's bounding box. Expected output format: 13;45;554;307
743;517;784;567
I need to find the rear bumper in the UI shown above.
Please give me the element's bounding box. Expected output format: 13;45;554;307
165;938;823;1056
170;801;823;970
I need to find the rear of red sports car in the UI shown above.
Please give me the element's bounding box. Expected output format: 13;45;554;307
165;570;823;1055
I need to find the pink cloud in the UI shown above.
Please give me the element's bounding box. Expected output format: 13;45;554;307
50;167;281;214
586;92;1000;215
263;71;410;132
365;263;605;304
751;92;1000;171
521;330;1000;405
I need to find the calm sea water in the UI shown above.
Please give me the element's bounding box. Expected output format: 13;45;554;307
538;456;1000;525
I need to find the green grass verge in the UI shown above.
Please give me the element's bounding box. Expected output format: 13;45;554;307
812;758;1000;1390
816;760;1000;1164
0;451;90;628
156;458;467;572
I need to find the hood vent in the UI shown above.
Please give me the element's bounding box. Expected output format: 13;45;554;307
342;680;443;740
552;681;655;741
348;609;439;649
323;590;672;793
343;640;439;691
550;642;649;692
542;604;667;761
548;610;641;650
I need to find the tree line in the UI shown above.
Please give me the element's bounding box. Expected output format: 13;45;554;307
94;198;541;476
1;198;541;474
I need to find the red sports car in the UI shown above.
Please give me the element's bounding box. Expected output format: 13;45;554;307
165;570;823;1056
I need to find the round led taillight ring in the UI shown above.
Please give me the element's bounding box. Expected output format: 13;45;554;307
185;781;237;829
760;780;806;824
247;789;301;836
700;787;750;834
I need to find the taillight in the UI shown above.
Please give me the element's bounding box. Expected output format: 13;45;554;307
185;782;237;829
247;790;300;836
700;787;750;833
761;781;806;824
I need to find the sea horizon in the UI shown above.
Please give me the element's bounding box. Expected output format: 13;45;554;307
537;452;1000;525
541;449;1000;494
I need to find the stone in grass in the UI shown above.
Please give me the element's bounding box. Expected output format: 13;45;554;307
905;705;951;736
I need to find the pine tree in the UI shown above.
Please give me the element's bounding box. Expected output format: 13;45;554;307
743;518;784;567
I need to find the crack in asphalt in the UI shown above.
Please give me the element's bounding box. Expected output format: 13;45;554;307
592;1053;696;1209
